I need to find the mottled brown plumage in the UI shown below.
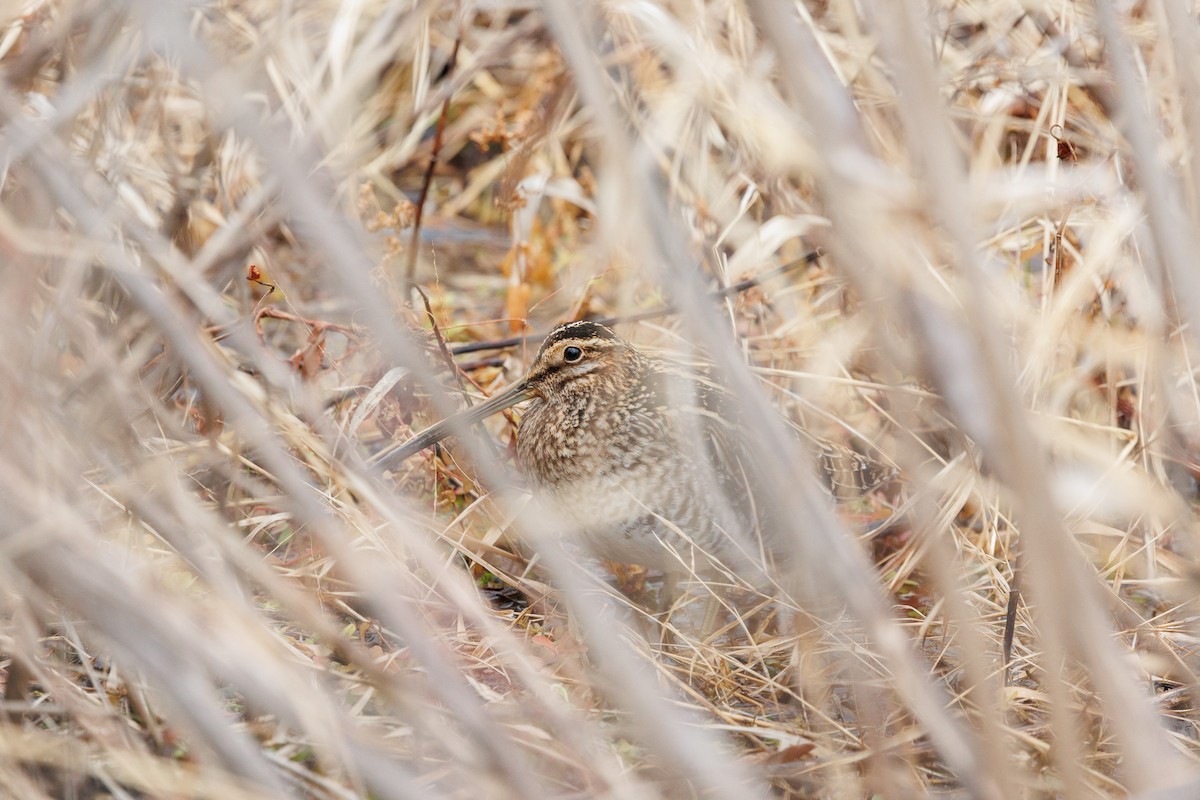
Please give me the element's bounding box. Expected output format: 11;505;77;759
389;321;889;584
512;321;768;578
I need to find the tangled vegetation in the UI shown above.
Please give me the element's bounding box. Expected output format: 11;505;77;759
0;1;1198;798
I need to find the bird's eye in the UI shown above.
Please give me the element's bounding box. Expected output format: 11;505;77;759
563;345;584;363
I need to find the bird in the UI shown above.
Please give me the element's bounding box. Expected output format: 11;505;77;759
384;320;892;598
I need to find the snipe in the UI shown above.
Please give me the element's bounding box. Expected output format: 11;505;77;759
387;321;891;589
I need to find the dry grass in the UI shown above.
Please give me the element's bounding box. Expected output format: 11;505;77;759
0;0;1198;797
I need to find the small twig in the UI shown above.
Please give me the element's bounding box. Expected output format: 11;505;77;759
414;283;470;402
1002;568;1021;683
448;248;823;355
405;28;462;297
246;263;279;320
456;356;507;372
253;306;359;341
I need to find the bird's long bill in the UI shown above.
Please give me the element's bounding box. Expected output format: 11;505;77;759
374;379;532;466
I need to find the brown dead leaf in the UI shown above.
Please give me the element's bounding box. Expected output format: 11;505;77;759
505;282;531;332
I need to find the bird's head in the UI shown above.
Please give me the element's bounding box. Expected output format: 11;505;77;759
522;321;639;401
381;320;642;464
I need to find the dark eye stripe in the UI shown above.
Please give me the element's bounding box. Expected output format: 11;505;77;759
530;338;614;380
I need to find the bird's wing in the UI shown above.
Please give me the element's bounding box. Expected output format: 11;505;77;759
643;363;773;567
